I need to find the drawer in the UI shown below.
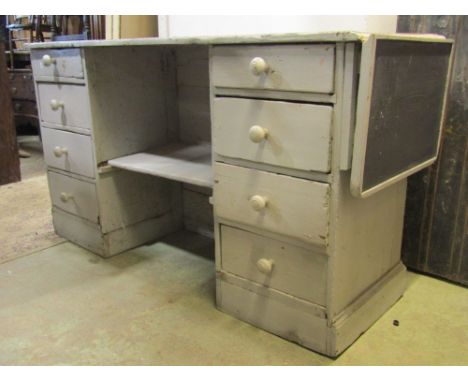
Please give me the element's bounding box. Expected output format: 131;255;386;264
211;44;335;94
213;97;332;173
213;163;329;246
31;49;84;79
48;170;99;223
13;100;38;117
42;128;95;178
37;83;92;130
221;225;327;304
10;72;36;101
9;71;33;82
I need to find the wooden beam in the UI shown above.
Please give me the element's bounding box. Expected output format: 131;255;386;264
0;42;20;185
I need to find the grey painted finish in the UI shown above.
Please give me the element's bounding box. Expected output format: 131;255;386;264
217;261;406;357
48;170;99;223
49;168;184;235
178;85;211;143
338;43;359;170
329;263;406;355
30;48;84;79
52;207;182;257
85;46;169;164
213;97;332;173
183;187;214;236
216;276;328;354
176;46;211;145
96;171;183;234
36;83;92;130
176;46;210;87
211;44;335;94
328;173;407;316
213;163;330;247
214;154;332;184
29;34;451;357
210;37;446;356
109;142;213;188
42;127;95;179
220;225;327;305
27;31;448;50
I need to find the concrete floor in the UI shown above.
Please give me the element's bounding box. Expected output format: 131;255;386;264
17;135;46;181
1;135;467;365
0;230;467;365
0;135;64;264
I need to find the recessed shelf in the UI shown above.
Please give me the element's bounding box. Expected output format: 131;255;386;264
108;142;213;188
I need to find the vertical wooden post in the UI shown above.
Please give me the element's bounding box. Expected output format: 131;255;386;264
83;15;90;39
51;15;57;40
0;41;21;185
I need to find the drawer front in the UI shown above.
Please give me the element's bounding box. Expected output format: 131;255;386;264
221;225;327;304
31;49;84;79
13;100;38;117
213;97;333;173
211;44;335;94
37;83;91;130
10;72;36;101
42;127;95;178
213;163;329;246
9;71;33;82
48;170;99;223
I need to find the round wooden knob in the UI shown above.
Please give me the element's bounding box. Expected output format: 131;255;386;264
256;258;274;275
53;146;68;157
60;192;73;203
249;125;268;143
250;195;267;211
249;57;269;76
50;99;64;111
42;54;55;66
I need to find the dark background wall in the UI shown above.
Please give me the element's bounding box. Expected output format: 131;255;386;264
398;16;467;286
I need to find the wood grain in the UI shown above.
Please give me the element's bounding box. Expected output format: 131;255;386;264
398;16;468;286
0;43;20;185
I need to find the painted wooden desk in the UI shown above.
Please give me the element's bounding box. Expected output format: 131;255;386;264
29;32;453;356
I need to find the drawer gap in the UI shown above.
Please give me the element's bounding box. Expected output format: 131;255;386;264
214;94;334;107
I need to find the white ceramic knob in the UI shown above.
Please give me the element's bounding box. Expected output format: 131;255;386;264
256;258;274;275
53;146;68;157
50;99;64;111
60;192;73;203
42;54;55;66
249;125;268;143
249;57;269;76
249;195;267;211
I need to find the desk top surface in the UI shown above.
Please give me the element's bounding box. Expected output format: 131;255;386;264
27;31;449;50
